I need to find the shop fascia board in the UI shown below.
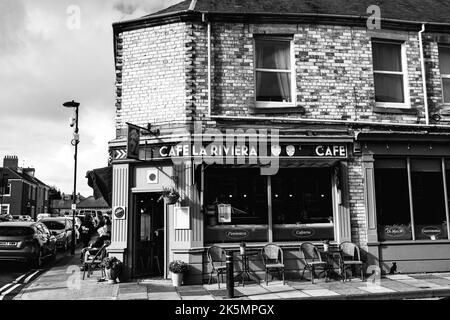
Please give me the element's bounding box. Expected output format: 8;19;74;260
356;131;450;142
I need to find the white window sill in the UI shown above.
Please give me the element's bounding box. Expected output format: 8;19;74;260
256;101;296;108
375;102;411;109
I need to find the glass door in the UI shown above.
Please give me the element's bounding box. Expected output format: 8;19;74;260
134;193;164;277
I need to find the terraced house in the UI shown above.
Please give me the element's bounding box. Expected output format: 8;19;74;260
106;0;450;283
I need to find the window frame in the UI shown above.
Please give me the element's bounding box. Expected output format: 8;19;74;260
438;44;450;104
253;36;296;108
372;39;410;109
1;204;10;215
3;183;11;197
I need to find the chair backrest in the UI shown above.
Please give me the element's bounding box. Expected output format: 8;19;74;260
339;241;361;261
261;244;283;265
207;246;225;268
300;242;322;263
92;242;109;261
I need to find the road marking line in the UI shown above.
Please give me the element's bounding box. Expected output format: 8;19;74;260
14;272;30;284
23;270;41;284
0;283;21;300
0;283;14;294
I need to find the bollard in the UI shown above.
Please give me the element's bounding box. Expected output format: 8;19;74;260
226;250;234;298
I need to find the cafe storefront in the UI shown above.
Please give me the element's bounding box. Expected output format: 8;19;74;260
108;125;356;283
358;132;450;274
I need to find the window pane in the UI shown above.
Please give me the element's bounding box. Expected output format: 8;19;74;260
256;71;291;102
204;168;268;243
439;46;450;75
372;41;402;72
272;168;334;241
411;159;448;240
443;78;450;103
375;159;412;241
374;73;405;103
255;39;291;70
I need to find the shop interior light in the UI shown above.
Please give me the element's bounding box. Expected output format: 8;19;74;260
289;194;293;198
243;194;247;198
229;195;233;198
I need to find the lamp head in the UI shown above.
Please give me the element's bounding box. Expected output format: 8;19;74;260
63;100;80;108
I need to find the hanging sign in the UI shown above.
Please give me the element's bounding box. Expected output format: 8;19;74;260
127;123;140;160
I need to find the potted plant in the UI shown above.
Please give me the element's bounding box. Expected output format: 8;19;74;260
158;187;180;205
169;260;189;287
101;256;123;284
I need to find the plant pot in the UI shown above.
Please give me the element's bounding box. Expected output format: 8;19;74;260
105;268;117;284
171;272;183;287
165;196;179;205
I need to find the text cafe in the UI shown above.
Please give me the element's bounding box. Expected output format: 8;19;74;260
112;134;355;284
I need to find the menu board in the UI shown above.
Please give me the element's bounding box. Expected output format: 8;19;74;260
217;204;232;223
174;207;190;230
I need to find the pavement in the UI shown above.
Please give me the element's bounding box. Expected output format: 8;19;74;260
12;250;450;300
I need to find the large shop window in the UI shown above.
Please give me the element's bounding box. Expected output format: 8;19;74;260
255;37;294;107
204;167;335;243
439;45;450;103
272;168;334;242
372;39;408;107
375;158;450;241
375;159;412;241
411;159;448;240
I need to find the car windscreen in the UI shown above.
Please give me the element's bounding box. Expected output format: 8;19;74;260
41;220;66;230
0;226;34;236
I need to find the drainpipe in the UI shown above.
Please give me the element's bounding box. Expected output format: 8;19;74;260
202;13;212;117
419;23;429;125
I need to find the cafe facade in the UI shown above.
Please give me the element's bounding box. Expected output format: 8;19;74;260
107;0;450;283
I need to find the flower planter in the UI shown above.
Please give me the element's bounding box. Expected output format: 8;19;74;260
105;268;117;284
165;195;179;205
171;272;183;287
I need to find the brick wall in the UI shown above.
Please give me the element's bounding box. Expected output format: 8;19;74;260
115;23;188;138
348;157;368;248
188;22;450;125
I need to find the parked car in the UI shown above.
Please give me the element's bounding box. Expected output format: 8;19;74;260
39;217;74;251
11;215;33;222
0;221;57;267
36;213;51;221
0;214;12;222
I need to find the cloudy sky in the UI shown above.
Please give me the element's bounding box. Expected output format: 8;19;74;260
0;0;180;196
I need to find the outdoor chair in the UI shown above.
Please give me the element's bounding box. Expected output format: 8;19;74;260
300;242;328;284
207;246;227;288
261;244;285;286
339;241;364;282
82;242;109;280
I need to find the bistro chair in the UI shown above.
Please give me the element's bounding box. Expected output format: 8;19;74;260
339;242;364;282
82;242;109;280
207;246;227;288
261;244;285;286
300;242;328;284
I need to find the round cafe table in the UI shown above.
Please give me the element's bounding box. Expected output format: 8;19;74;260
234;250;260;286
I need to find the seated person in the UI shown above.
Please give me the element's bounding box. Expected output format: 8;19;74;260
80;222;111;264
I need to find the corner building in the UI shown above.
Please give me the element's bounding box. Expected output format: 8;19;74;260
107;0;450;283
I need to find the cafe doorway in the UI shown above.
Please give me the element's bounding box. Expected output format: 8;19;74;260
134;193;164;277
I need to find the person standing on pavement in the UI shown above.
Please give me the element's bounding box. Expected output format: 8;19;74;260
80;214;95;248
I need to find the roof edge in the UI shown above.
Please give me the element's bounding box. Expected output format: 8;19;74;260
112;10;450;33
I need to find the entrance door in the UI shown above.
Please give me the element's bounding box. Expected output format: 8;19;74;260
134;193;164;277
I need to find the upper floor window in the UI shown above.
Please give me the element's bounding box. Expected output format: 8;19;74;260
372;39;409;108
2;183;11;196
255;37;295;108
439;45;450;103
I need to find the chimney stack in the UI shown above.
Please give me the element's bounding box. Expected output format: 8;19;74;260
3;155;18;170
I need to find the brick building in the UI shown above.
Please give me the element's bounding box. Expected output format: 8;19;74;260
0;156;50;220
107;0;450;283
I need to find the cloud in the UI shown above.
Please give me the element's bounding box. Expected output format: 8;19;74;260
0;0;180;196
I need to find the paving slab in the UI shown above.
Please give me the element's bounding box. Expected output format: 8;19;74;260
147;292;180;300
247;293;283;300
302;289;340;297
358;285;396;294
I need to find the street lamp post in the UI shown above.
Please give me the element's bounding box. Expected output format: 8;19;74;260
63;100;80;256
